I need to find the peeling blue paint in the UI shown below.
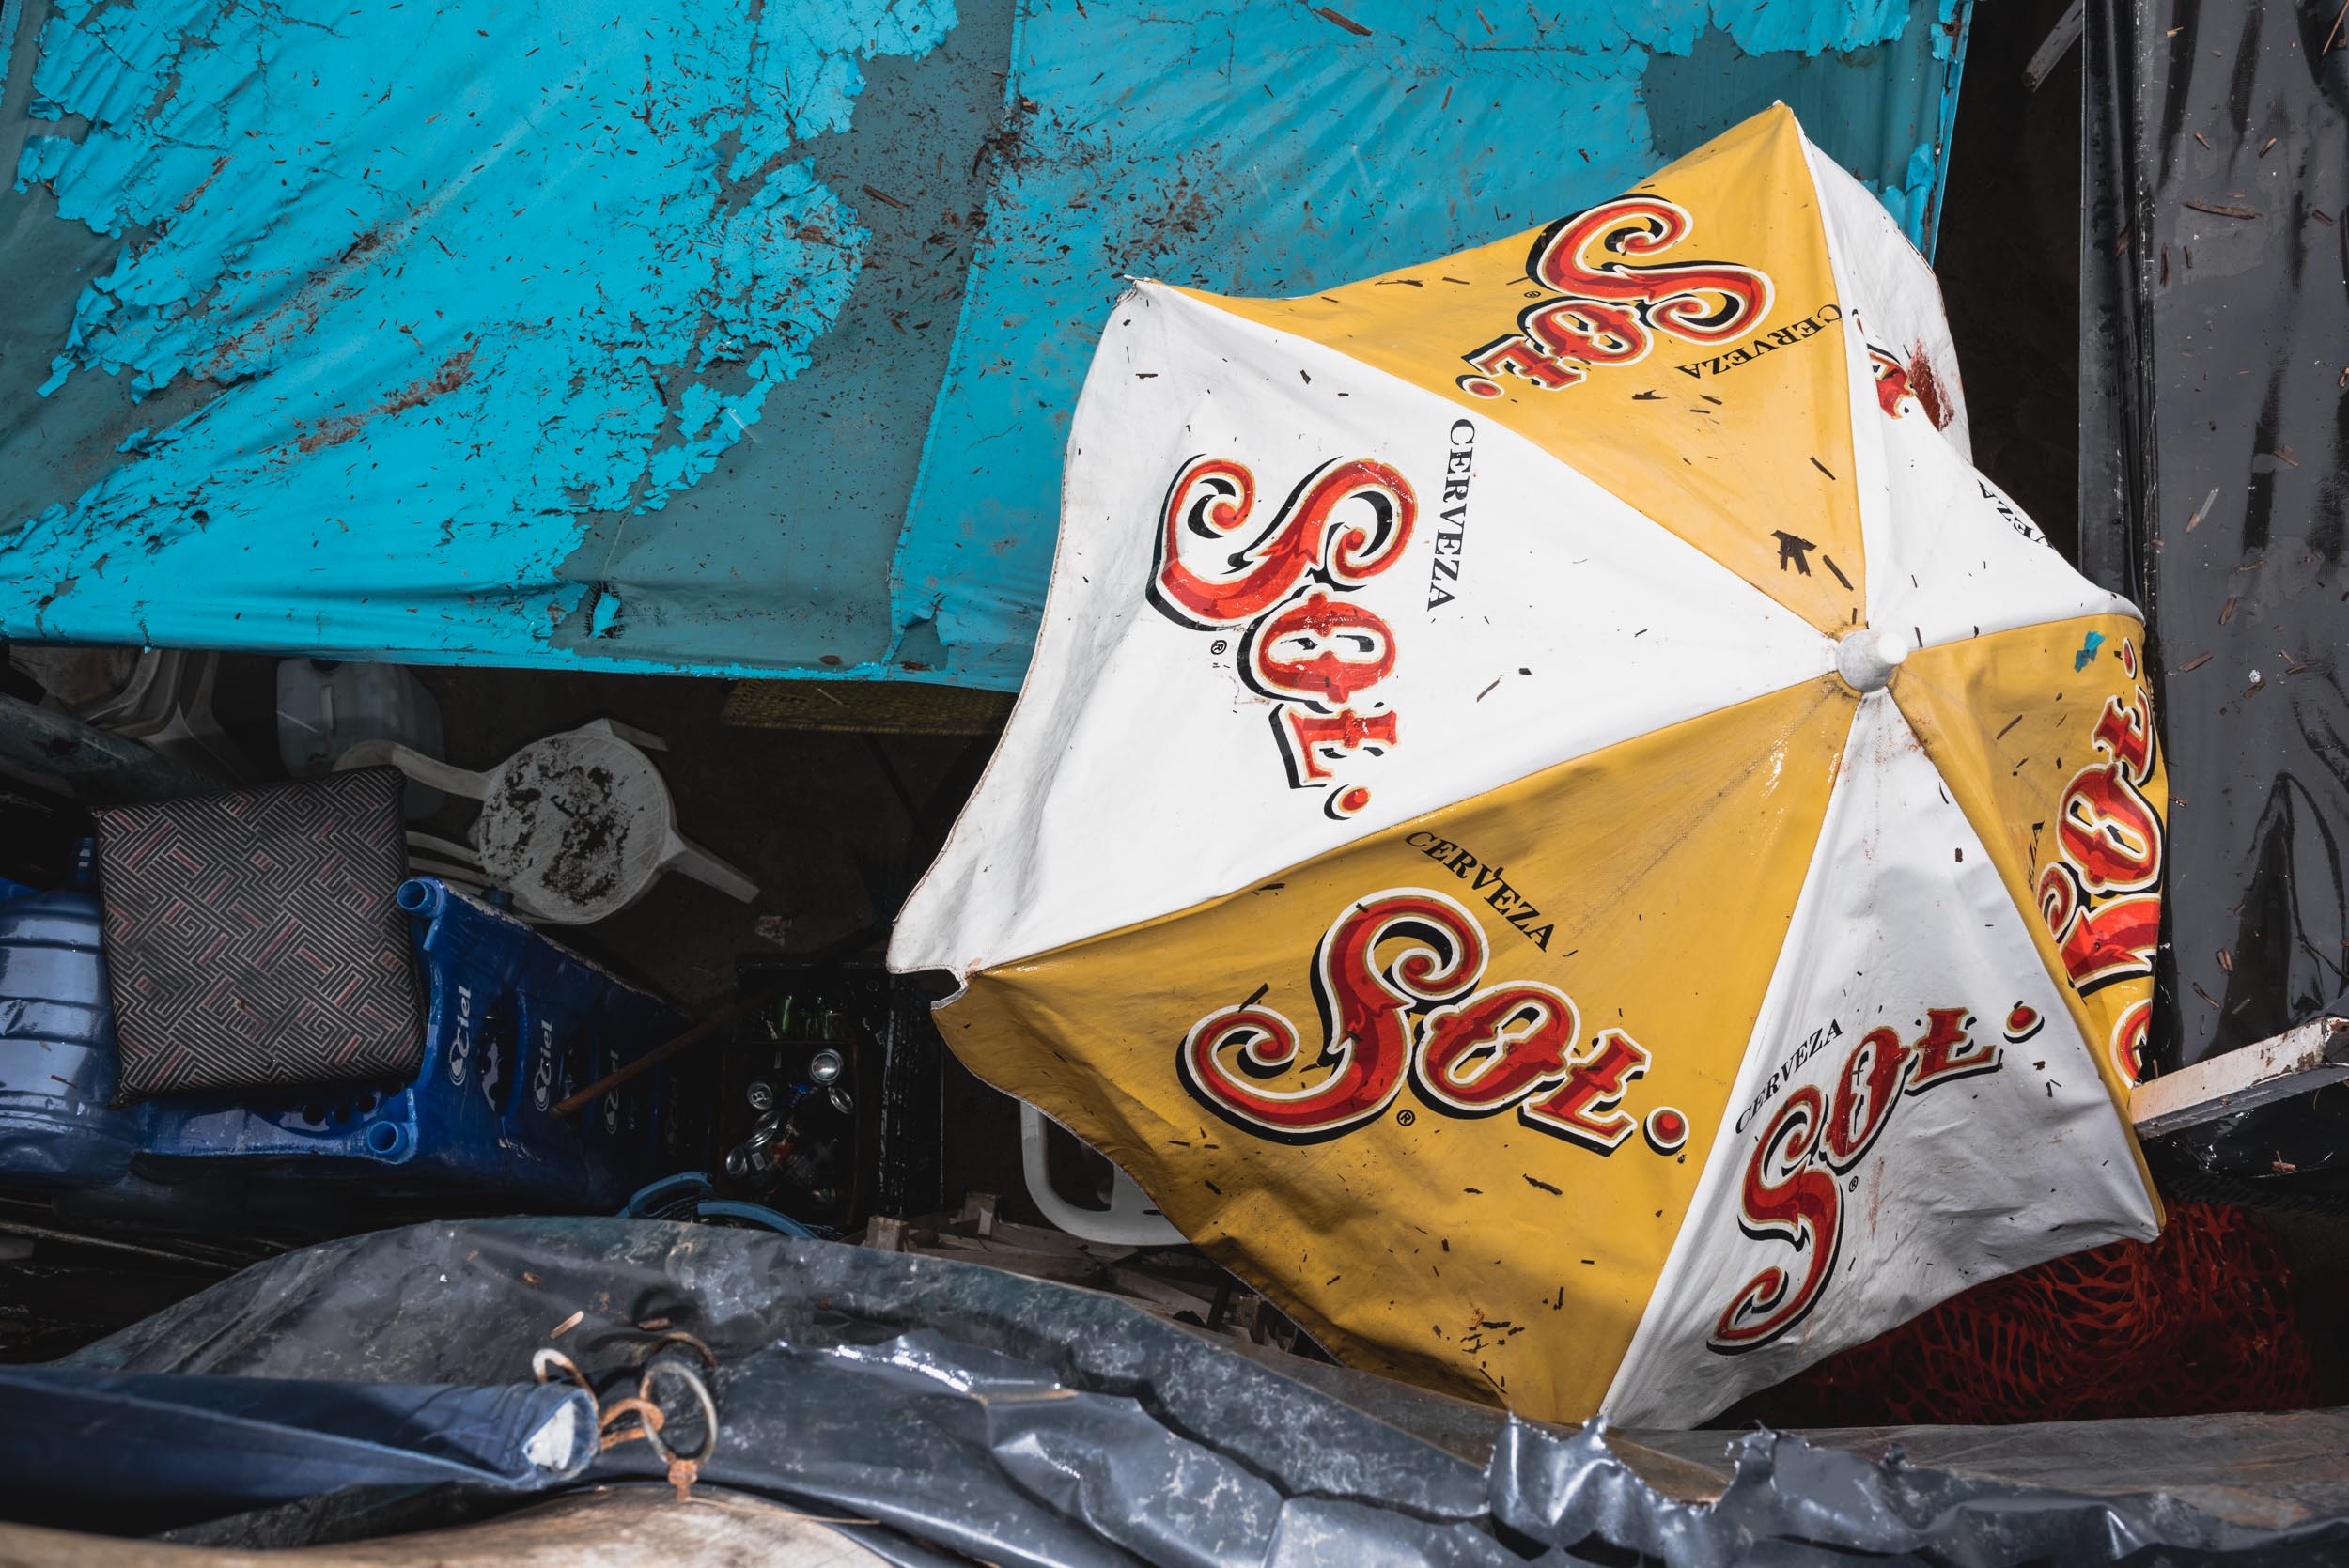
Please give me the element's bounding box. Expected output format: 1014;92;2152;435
588;588;622;640
1870;140;1948;246
894;0;1971;685
3;0;952;651
1642;13;1960;252
1705;0;1911;56
0;0;1970;688
1931;0;1968;59
1921;0;1972;255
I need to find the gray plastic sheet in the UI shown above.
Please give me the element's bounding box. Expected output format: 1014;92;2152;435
46;1219;2349;1564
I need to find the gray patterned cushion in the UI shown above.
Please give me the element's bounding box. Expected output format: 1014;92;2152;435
95;768;420;1104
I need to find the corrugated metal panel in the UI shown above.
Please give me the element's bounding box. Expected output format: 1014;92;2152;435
0;0;1969;689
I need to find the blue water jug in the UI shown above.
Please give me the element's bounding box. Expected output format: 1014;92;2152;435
0;850;141;1188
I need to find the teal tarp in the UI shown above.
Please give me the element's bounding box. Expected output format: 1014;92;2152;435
0;0;1970;689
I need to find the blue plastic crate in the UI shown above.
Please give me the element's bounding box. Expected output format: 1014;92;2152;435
139;878;703;1207
0;879;141;1189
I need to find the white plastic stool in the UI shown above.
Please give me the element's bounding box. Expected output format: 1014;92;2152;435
1020;1104;1184;1246
337;719;757;924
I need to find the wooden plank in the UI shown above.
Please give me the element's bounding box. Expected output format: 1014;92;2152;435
2130;1017;2349;1139
721;679;1011;736
2022;0;2086;91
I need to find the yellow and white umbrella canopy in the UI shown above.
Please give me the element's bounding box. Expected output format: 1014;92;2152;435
888;107;2166;1429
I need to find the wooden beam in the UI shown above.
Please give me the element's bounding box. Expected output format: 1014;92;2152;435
2129;1016;2349;1139
2022;0;2086;92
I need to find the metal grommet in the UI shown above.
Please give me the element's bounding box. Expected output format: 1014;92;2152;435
635;1359;719;1467
633;1328;718;1373
532;1347;591;1398
596;1395;667;1452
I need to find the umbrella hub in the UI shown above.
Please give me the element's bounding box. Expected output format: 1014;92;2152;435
1834;627;1909;693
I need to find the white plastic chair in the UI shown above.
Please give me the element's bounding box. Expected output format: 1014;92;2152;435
1019;1104;1184;1246
337;719;756;924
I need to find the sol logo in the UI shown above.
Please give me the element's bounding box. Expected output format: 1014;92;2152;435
1176;888;1675;1151
1866;345;1913;417
2036;638;2162;1083
1150;456;1415;817
1710;1006;2003;1354
1458;194;1773;398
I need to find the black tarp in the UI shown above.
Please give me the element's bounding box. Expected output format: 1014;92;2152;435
2080;0;2349;1186
29;1219;2349;1564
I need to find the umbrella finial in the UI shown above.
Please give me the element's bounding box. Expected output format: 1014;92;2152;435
1834;627;1909;693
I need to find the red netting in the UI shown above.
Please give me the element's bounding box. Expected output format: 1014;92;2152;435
1770;1201;2315;1426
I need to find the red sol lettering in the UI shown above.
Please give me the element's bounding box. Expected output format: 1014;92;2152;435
1177;887;1682;1155
1709;1006;2003;1354
2036;637;2162;1083
1457;194;1773;399
1149;456;1414;818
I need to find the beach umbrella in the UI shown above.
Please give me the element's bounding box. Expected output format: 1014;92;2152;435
889;107;2165;1428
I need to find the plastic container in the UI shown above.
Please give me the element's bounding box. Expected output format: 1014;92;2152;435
0;855;141;1190
276;660;446;818
84;649;257;782
139;878;706;1207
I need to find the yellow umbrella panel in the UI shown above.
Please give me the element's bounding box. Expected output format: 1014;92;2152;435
890;107;2161;1429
